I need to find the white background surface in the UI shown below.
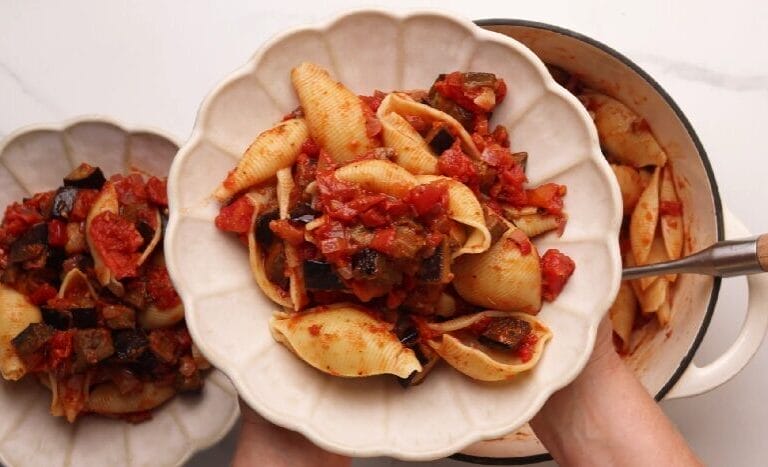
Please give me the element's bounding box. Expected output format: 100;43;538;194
1;1;767;465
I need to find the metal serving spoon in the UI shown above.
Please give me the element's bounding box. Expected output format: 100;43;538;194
622;235;768;280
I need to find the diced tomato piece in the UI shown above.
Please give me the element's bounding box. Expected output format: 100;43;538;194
405;115;430;134
369;228;396;255
146;177;168;206
468;316;493;335
359;90;387;112
406;182;449;218
526;183;566;215
295;153;317;188
541;249;576;301
361;103;382;138
300;138;321;158
1;202;45;237
47;219;67;247
269;219;305;245
29;282;58;306
88;211;144;279
214;196;254;234
359;207;388;228
49;330;74;369
146;262;181;309
490;164;527;206
438;141;479;191
112;173;148;205
69;189;99;222
517;332;538;363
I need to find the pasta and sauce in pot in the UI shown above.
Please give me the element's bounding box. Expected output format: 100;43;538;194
214;63;576;384
0;165;208;422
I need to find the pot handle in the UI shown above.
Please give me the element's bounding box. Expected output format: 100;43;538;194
666;208;768;398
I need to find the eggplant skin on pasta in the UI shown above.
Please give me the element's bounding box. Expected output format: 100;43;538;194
0;164;209;423
215;63;576;385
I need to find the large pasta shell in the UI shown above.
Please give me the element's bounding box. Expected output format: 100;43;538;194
87;382;175;415
415;175;490;257
377;93;479;159
580;92;667;167
379;112;439;175
659;165;684;261
609;282;637;353
638;233;676;290
630;167;660;265
610;164;644;213
138;303;185;330
214;118;308;202
291;63;378;164
452;225;542;313
0;284;42;381
269;303;421;378
426;311;551;382
511;212;563;238
334;159;417;197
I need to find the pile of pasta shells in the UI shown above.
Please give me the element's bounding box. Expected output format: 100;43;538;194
577;91;685;353
213;63;579;384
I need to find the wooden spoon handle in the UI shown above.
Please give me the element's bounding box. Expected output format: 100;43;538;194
757;234;768;271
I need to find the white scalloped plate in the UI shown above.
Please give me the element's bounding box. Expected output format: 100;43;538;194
0;118;239;467
165;10;622;461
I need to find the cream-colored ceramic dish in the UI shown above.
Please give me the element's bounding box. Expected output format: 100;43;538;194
165;10;622;460
0;118;239;467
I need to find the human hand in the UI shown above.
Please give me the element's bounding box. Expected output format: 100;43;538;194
233;400;351;467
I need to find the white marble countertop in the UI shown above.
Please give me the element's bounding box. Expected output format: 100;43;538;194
2;1;767;465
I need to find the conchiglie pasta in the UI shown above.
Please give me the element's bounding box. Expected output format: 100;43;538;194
379;112;439;174
334;159;417;197
630;167;660;265
610;163;644;212
580;92;667;167
377;93;479;159
511;212;563;238
415;175;490;257
426;311;551;381
138;303;185;329
0;284;42;381
214;118;309;202
452;225;542;313
291;62;378;164
87;382;176;414
269;303;422;378
632;276;668;315
609;282;637;353
659;165;684;260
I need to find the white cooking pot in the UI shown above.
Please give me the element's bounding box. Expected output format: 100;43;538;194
452;19;768;464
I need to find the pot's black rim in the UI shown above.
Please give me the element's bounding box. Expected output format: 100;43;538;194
450;18;725;466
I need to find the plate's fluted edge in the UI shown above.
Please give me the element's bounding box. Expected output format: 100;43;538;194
165;8;623;461
0;118;240;467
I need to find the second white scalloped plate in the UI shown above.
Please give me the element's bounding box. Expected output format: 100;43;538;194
0;118;239;467
166;9;622;460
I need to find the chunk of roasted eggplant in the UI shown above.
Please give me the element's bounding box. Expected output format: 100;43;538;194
424;123;455;155
303;260;344;290
483;206;510;244
112;329;148;362
511;151;528;171
51;186;79;219
136;220;156;247
63;163;106;189
71;307;99;329
426;91;474;130
73;328;114;365
478;317;532;351
255;210;279;245
8;223;48;263
41;307;73;330
352;248;382;278
11;322;54;357
417;241;450;283
394;315;419;346
289;202;319;225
